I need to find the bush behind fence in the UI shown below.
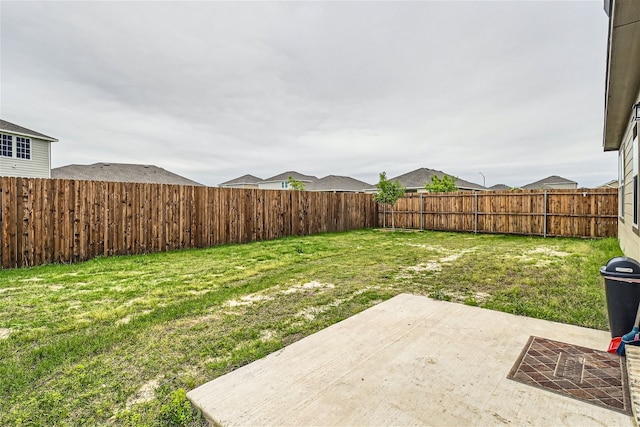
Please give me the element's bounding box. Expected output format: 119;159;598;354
378;189;618;238
0;177;378;269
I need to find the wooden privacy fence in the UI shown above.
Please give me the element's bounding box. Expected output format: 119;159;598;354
378;189;618;238
0;177;377;269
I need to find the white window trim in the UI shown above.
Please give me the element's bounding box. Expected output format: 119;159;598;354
0;132;32;161
15;136;32;161
0;133;13;158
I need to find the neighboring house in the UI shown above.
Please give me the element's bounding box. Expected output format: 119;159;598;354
0;119;58;178
219;174;262;189
258;171;318;190
366;167;485;193
488;184;510;191
52;163;203;186
306;175;371;193
596;179;619;189
603;0;640;259
520;175;578;190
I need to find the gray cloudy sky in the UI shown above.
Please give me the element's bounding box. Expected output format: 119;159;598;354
1;0;615;188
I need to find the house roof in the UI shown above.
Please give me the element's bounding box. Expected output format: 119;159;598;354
488;184;510;191
387;168;485;191
596;179;619;189
0;119;58;142
51;163;203;186
603;1;640;151
521;175;577;190
261;171;318;183
306;175;371;192
219;174;262;186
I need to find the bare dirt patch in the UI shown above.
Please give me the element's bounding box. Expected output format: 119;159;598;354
472;291;491;303
0;328;12;339
403;243;447;251
124;297;145;307
506;247;570;264
260;329;277;342
226;294;274;307
116;316;131;325
176;312;219;328
282;281;335;294
530;247;570;257
408;262;442;272
406;249;476;274
116;310;152;326
296;306;327;321
126;378;159;408
440;249;475;262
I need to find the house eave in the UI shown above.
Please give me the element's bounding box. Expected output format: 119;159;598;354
603;0;640;152
0;128;58;142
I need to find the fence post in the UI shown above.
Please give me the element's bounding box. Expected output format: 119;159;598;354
543;190;548;238
474;192;478;234
420;194;423;230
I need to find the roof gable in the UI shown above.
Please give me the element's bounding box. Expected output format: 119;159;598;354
0;119;58;142
262;171;318;182
488;184;510;190
521;175;577;190
219;174;262;186
306;175;371;191
389;168;485;190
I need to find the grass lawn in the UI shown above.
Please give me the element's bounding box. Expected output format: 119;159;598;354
0;229;622;426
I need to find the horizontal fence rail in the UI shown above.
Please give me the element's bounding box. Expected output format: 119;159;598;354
0;177;378;269
378;189;618;238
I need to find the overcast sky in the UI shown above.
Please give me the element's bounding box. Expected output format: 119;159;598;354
1;0;615;188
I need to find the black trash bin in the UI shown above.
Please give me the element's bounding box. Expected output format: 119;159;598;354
600;257;640;338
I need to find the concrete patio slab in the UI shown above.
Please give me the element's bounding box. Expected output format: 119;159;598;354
188;293;633;426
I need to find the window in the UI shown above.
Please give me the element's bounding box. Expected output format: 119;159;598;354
0;134;12;157
15;137;30;159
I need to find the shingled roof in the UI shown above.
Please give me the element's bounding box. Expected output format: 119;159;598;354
306;175;371;192
388;168;485;191
488;184;510;191
261;171;318;183
521;175;577;190
0;119;58;142
52;163;203;186
219;174;262;186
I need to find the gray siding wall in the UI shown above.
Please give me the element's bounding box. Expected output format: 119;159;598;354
618;89;640;260
0;137;51;178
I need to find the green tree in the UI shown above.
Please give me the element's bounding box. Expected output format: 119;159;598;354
287;176;306;191
424;175;458;192
373;172;406;230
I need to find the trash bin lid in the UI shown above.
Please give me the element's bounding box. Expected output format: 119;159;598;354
600;256;640;277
